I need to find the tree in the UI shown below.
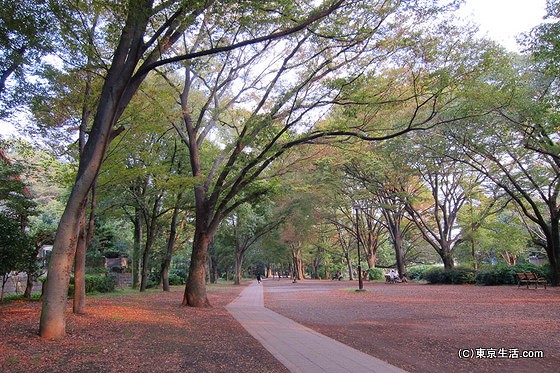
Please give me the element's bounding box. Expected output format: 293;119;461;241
161;0;483;307
339;141;417;276
0;214;31;300
444;39;560;284
0;0;57;116
39;0;354;339
217;200;282;285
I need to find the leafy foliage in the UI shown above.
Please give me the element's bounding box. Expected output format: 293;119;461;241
475;263;551;286
423;267;476;284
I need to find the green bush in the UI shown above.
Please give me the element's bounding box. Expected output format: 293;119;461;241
407;265;436;281
424;267;476;284
168;273;184;285
69;274;117;295
367;268;384;281
475;263;550;286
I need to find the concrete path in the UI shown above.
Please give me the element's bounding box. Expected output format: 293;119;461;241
226;281;407;373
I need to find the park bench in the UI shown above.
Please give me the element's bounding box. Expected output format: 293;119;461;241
515;272;547;289
385;274;399;284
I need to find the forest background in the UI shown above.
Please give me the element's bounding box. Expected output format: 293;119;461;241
0;0;559;341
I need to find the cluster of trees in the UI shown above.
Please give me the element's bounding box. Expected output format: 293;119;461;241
0;140;60;300
1;0;559;341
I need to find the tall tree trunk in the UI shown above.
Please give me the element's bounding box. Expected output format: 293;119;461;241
132;206;142;289
140;231;155;292
40;187;87;339
39;0;156;339
210;251;218;284
162;196;181;291
73;60;95;315
291;243;304;280
344;251;353;280
546;219;560;286
393;234;406;277
73;202;87;314
183;229;211;307
234;250;244;285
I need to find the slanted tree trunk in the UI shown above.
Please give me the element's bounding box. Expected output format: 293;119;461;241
39;3;155;338
73;201;87;314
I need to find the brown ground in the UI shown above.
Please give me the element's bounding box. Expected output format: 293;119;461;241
0;284;288;373
264;280;560;373
1;280;559;373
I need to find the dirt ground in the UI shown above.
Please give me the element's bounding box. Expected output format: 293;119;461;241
1;280;558;373
264;279;560;373
0;284;288;373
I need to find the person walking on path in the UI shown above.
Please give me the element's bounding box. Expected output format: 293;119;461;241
256;273;262;284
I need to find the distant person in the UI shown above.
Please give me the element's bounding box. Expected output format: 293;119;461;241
390;269;400;283
256;274;261;284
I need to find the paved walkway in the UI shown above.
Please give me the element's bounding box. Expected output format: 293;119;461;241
226;281;407;373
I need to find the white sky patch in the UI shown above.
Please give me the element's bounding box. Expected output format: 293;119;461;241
460;0;547;51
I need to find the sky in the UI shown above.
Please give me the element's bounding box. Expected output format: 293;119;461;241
0;0;549;138
459;0;547;51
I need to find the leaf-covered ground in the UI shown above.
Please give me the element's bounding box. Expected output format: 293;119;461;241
0;283;288;373
264;280;560;372
1;280;559;372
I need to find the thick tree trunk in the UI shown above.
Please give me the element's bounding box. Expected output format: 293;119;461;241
393;234;406;278
441;249;455;270
366;252;376;269
24;273;34;299
183;231;211;307
291;243;304;280
39;0;155;338
40;189;86;339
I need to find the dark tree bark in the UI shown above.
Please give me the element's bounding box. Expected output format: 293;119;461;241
161;194;182;291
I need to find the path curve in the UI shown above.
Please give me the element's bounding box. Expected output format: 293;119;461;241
226;281;407;373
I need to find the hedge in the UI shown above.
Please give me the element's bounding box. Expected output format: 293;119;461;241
68;274;118;296
475;263;551;286
423;267;476;284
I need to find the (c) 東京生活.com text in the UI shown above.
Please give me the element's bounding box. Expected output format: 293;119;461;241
457;348;544;359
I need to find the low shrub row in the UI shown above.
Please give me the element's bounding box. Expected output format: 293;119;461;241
411;263;551;285
475;263;550;286
423;267;476;284
68;274;118;295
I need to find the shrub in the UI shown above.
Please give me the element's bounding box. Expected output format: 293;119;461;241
103;250;122;259
424;267;476;284
407;265;436;281
89;274;117;293
367;268;384;281
168;273;184;285
475;263;551;286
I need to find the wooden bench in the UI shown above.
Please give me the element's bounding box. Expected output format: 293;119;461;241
385;274;399;284
515;272;547;289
